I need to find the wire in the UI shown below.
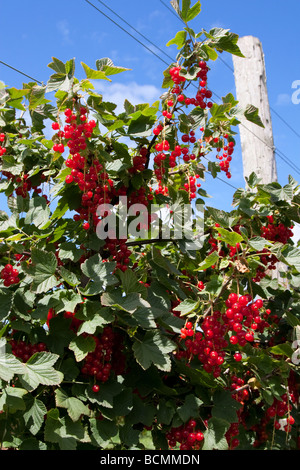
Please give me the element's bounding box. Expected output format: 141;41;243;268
269;107;300;141
209;90;300;177
84;0;169;66
0;60;43;85
96;0;175;63
159;0;300;143
84;0;300;179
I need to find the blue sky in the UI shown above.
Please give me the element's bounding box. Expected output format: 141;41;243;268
0;0;300;219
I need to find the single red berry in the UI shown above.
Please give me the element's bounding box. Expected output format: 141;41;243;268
92;384;100;393
234;352;242;362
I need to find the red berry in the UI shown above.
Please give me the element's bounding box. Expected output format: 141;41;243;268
92;384;100;393
234;352;242;362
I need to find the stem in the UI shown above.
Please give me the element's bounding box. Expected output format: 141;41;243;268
202;274;234;318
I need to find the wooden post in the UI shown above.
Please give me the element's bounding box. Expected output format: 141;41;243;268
233;36;288;286
232;36;278;185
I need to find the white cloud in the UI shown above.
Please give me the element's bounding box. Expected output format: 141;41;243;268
92;81;161;113
276;93;292;106
56;20;72;45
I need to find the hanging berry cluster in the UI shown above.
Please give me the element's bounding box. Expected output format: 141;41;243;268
177;294;272;377
253;215;294;282
166;418;204;450
1;264;20;287
0;133;6;157
252;393;296;447
151;59;235;203
81;326;126;387
10;339;47;362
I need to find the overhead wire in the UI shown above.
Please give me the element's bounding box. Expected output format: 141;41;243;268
1;1;298;187
84;0;300;179
0;60;42;85
159;0;300;142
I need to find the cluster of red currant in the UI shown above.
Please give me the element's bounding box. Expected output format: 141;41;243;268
55;106;114;231
1;264;20;287
10;339;47;362
214;135;235;179
177;294;271;377
225;422;241;450
178;313;227;378
253;216;294;282
166;418;204;450
252;393;295;447
1;169;48;200
0;132;6;157
262;215;294;244
80;326;126;390
129;147;148;175
230;374;250;403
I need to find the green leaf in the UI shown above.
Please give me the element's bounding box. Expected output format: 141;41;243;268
126;394;156;427
96;57;131;76
55;389;90;422
0;289;14;321
0;386;28;412
81;254;118;293
58;242;84;262
85;378;124;409
202;44;218;61
2;155;23;176
248;236;268;252
118;269;147;296
244;104;264;128
214;32;244;58
170;0;180;17
206;206;238;228
0;339;24;381
23;398;47;435
77;302;114;335
44;411;88;450
157;400;176;425
210;103;232;121
285;311;300;327
166;31;187;49
173;298;200;315
81;62;111;81
90;418;119;448
18;352;64;391
177;394;203;422
197;251;219;270
48;57;67;74
101;291;150;313
202;417;229;450
59;266;80;287
185;1;201;22
280;246;300;272
69;335;96;362
212;390;242;424
132;330;176;372
31;248;59;293
269;343;294;358
24;196;50;228
127;113;156;136
216;227;243;246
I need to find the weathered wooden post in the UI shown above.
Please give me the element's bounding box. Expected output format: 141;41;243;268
233;36;289;285
232;36;278;185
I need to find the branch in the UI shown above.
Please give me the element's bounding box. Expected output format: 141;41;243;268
202;273;235;318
